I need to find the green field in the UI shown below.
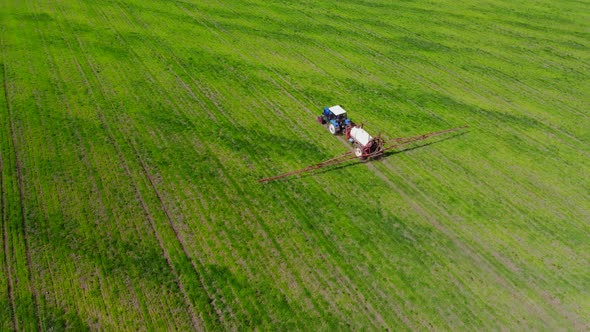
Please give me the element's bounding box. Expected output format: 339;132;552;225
1;0;589;330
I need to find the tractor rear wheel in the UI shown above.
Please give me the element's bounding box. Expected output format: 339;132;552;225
354;146;364;158
328;123;337;135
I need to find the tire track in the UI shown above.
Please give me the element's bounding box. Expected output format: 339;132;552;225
0;33;41;331
76;3;230;328
122;156;203;331
172;3;392;327
0;30;18;330
31;0;153;323
180;4;412;327
175;1;520;326
77;44;202;332
73;43;201;331
340;12;589;154
131;142;207;332
233;82;386;325
39;5;120;328
49;2;207;329
50;48;173;329
249;0;587;164
104;2;325;327
96;27;239;331
0;116;18;332
198;3;568;324
41;0;590;328
259;3;590;241
271;168;414;329
27;3;109;328
30;14;104;330
100;116;181;331
373;155;576;327
422;150;588;326
379;151;553;324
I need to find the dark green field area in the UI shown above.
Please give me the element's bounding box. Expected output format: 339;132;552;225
1;0;589;330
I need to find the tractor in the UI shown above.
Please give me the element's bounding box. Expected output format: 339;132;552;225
318;105;384;158
258;108;468;182
317;105;351;135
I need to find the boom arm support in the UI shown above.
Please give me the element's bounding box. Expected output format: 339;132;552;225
259;126;468;183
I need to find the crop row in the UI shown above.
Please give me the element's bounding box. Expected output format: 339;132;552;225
1;0;588;330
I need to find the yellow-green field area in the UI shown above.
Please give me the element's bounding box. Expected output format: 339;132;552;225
1;0;589;330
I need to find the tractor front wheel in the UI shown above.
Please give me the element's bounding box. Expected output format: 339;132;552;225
328;123;337;135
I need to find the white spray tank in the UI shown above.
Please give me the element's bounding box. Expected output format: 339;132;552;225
349;126;372;157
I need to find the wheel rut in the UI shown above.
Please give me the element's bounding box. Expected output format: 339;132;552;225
0;31;18;330
0;117;18;332
0;36;41;330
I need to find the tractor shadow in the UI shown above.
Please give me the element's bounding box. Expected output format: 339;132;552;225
282;131;468;182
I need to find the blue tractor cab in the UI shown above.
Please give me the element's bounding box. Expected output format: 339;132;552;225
318;105;351;135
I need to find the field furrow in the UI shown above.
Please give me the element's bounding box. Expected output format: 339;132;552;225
0;53;18;332
1;0;588;329
90;2;356;326
0;32;43;330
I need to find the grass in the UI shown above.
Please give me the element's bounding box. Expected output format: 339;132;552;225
1;0;589;330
